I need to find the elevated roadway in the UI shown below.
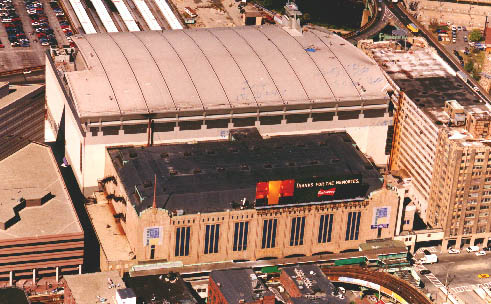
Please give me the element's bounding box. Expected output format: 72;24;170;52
323;266;432;304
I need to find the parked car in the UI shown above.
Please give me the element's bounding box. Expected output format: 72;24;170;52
467;246;479;252
420;269;431;275
476;251;486;256
448;248;460;254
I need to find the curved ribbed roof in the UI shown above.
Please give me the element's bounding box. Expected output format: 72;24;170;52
66;25;388;118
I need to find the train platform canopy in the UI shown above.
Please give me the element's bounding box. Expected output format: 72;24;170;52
107;130;383;215
65;25;389;119
359;239;407;251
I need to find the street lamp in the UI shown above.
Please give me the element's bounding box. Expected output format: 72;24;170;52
444;261;456;304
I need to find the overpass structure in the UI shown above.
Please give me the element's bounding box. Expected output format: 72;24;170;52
323;266;432;304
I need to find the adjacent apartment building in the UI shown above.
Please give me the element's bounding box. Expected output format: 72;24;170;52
45;25;393;195
361;39;491;249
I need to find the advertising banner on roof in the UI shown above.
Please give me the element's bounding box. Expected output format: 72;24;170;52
255;175;367;207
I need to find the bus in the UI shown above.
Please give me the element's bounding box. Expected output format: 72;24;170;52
407;23;419;33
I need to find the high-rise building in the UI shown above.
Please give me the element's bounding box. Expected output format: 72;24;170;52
428;110;491;249
0;82;44;160
360;39;491;250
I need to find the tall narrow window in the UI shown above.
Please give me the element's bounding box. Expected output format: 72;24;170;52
204;224;220;254
175;226;190;256
79;142;83;173
150;245;155;259
261;219;278;249
289;217;306;246
233;222;249;251
345;211;361;241
318;214;334;243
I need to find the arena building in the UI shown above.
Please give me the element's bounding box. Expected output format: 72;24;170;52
45;25;392;195
89;130;401;272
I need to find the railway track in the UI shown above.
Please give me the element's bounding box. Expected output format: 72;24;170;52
322;266;432;304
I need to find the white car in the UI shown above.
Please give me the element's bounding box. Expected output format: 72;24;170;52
452;38;456;43
467;246;479;253
448;248;460;254
473;86;480;92
476;251;486;256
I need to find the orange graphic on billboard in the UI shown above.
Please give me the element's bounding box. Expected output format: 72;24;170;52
256;179;294;205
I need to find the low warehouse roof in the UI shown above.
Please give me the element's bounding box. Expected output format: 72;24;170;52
66;25;388;118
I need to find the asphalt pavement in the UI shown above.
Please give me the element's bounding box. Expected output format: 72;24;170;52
414;247;491;304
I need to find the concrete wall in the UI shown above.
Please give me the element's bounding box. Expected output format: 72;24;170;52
45;56;67;141
64;102;84;189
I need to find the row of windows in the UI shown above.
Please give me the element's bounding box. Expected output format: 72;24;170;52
173;213;362;257
88;109;386;136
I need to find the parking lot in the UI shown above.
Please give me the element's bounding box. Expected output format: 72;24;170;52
414;246;491;303
0;0;72;73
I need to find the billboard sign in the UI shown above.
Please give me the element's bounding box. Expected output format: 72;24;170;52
255;175;367;207
371;207;391;229
144;226;163;246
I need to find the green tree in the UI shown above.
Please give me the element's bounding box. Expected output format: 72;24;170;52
469;29;483;42
465;60;474;73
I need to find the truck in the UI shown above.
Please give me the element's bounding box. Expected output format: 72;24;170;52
420;254;438;264
457;71;468;83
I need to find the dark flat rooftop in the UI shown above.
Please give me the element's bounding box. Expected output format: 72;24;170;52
395;76;478;109
125;274;201;303
283;265;347;304
108;130;382;214
210;268;273;303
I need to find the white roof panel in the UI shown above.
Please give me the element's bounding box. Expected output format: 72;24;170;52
66;26;389;118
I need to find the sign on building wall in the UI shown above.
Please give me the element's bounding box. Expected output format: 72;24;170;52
144;226;163;246
255;175;368;207
371;207;391;229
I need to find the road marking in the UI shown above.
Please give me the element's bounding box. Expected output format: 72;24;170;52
425;273;445;288
451;282;491;294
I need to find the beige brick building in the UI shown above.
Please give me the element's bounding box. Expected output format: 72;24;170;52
89;131;402;272
360;40;491;250
428;111;491;249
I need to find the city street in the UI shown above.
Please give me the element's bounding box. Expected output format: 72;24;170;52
414;248;491;303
